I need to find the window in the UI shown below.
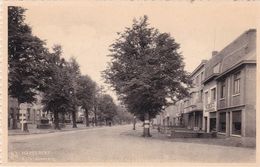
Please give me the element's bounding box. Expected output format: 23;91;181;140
232;111;241;135
233;72;241;94
220;81;225;98
196;76;199;85
211;88;216;101
205;91;209;104
199;90;203;102
219;112;226;133
210;118;216;132
201;72;204;83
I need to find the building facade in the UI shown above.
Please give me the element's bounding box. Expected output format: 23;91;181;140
202;51;220;133
24;93;45;124
8;93;46;129
8;96;19;129
215;29;256;137
183;60;207;130
152;99;185;127
153;29;256;139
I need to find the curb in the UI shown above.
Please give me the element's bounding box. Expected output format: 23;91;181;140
8;125;118;136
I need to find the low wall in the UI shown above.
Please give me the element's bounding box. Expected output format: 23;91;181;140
171;130;217;138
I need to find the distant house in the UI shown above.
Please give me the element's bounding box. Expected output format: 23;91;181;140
8;93;45;129
8;96;19;129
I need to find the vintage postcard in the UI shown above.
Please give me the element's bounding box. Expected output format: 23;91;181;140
0;0;259;166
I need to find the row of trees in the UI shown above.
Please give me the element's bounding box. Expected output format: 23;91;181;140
8;6;129;130
9;6;191;136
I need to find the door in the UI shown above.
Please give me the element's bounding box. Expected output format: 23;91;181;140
204;117;207;132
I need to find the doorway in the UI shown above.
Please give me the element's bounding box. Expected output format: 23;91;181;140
204;117;207;132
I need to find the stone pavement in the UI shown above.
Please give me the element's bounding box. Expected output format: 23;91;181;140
9;124;255;163
8;123;102;136
123;125;256;148
9;123;256;148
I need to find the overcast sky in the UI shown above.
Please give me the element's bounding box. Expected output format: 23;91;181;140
16;1;257;101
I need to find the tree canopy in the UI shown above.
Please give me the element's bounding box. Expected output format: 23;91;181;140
8;6;49;104
103;16;191;121
8;6;149;130
98;94;117;123
77;75;97;113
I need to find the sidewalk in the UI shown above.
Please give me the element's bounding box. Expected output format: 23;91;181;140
122;126;256;148
8;123;99;136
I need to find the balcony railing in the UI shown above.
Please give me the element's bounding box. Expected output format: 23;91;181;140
204;101;217;112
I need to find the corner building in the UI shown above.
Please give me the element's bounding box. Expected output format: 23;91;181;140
216;29;256;137
203;29;256;137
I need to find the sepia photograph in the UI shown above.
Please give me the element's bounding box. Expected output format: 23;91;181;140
1;0;259;165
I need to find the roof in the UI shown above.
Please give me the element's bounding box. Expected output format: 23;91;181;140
203;29;256;82
189;60;208;78
216;52;256;80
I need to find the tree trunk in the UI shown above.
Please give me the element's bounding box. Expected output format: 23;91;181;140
61;112;65;123
12;101;20;129
85;109;89;127
133;117;136;130
94;112;97;126
54;111;60;130
143;112;151;137
71;107;77;128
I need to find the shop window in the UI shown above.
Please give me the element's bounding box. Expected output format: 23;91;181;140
219;112;226;133
220;81;225;98
232;110;242;135
210;118;216;132
233;72;241;94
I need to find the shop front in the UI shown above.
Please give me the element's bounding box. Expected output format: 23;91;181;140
217;109;242;137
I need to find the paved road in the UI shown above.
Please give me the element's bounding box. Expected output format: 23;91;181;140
8;124;255;163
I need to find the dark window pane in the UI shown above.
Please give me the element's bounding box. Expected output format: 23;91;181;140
232;111;241;135
219;112;226;133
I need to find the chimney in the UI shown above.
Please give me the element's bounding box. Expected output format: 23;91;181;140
212;51;218;57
